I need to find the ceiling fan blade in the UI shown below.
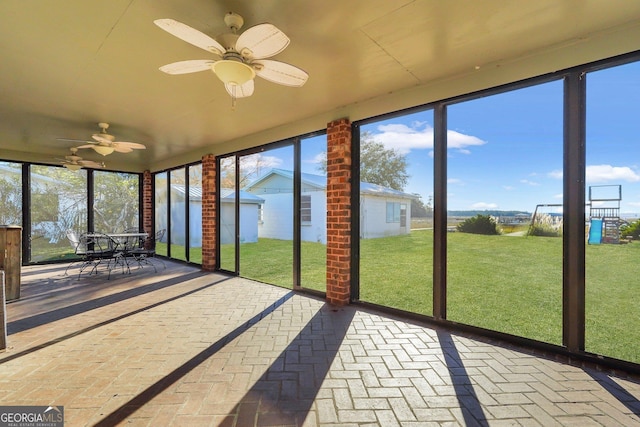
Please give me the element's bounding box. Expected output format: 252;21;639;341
254;60;308;87
115;141;146;150
57;137;90;143
75;144;96;150
154;19;225;55
80;160;104;168
159;59;217;75
225;79;254;98
113;146;133;153
92;134;113;144
236;24;289;60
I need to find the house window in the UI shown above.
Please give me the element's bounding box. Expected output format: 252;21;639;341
386;202;401;223
301;195;311;222
258;203;264;222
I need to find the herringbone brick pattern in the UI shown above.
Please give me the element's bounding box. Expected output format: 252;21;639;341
1;262;639;426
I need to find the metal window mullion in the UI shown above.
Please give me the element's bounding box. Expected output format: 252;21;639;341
563;71;586;351
293;139;301;289
185;167;190;262
351;124;361;301
433;103;447;320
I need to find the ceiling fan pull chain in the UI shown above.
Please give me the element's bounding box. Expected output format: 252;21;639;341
231;85;237;110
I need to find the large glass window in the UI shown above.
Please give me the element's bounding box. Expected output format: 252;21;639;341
300;133;327;292
241;145;294;288
0;162;22;227
219;156;237;272
188;164;202;263
170;168;187;261
446;81;564;344
357;110;434;314
93;171;139;233
30;165;88;262
585;60;640;363
154;172;168;257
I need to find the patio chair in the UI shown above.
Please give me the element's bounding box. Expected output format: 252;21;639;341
116;227;147;273
128;229;166;272
64;229;89;276
77;232;120;279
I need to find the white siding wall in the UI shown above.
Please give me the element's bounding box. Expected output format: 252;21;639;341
301;190;326;244
258;193;293;240
220;202;260;244
189;202;202;247
360;195;412;238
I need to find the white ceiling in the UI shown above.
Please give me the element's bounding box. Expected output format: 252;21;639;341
1;0;639;172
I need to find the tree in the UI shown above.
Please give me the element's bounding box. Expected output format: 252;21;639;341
220;154;275;188
411;194;430;218
318;131;409;191
93;172;140;232
0;175;22;225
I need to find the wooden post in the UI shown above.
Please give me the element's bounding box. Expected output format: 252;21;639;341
0;226;22;301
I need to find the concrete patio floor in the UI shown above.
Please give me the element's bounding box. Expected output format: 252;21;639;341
1;260;640;426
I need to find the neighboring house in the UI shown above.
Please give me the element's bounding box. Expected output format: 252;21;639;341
219;188;264;244
167;184;202;246
168;185;263;246
359;181;417;239
244;168;417;243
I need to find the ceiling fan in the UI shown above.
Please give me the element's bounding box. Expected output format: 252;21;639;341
154;12;308;105
57;122;146;156
57;148;105;171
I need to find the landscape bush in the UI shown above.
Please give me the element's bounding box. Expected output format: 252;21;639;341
456;214;501;235
620;219;640;240
528;213;563;237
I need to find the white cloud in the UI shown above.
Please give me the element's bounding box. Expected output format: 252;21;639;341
548;170;563;179
304;152;326;165
553;193;563;199
448;178;464;185
447;130;486;151
375;123;433;154
547;165;640;183
503;185;514;191
371;123;486;154
471;202;498;209
586;164;640;183
520;179;540;186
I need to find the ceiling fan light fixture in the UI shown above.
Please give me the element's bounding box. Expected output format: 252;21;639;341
64;163;82;171
212;60;255;86
93;145;115;156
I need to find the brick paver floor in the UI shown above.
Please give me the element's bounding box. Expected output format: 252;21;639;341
1;261;640;426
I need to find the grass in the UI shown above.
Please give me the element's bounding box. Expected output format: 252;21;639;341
33;230;640;363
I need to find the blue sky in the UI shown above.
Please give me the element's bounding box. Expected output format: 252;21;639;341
250;60;640;215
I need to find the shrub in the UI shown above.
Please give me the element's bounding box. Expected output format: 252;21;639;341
620;219;640;240
528;213;562;237
456;214;501;235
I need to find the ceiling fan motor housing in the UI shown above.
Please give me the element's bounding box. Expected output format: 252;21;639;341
224;12;244;31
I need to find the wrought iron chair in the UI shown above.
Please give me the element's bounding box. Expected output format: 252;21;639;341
64;229;89;277
128;229;166;272
78;232;119;279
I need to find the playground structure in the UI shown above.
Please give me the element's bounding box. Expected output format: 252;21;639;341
527;185;625;244
587;185;622;244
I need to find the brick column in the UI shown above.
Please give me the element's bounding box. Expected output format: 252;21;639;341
326;118;352;306
201;154;217;271
142;170;152;235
